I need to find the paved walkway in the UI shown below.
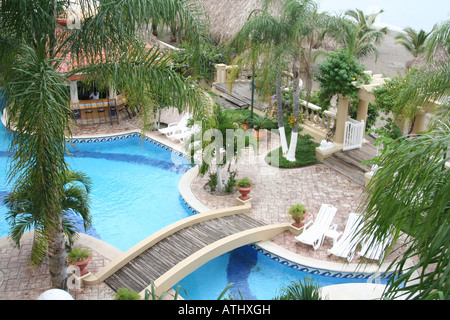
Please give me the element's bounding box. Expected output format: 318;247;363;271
0;116;405;300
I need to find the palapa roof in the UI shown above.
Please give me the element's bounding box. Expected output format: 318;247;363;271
201;0;267;43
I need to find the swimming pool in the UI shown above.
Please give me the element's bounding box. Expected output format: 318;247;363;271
0;124;391;300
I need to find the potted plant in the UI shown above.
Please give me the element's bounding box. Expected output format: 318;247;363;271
236;114;251;131
236;177;254;201
67;247;92;276
288;204;309;228
249;114;276;140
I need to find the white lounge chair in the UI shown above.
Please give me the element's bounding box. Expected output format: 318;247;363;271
327;213;364;262
170;124;200;143
358;229;393;261
158;113;190;138
294;204;337;250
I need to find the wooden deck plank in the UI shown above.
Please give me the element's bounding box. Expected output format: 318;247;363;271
104;214;268;293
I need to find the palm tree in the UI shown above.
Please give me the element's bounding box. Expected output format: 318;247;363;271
196;104;257;192
4;170;92;267
229;0;326;162
0;0;208;289
226;5;290;154
359;124;449;300
358;20;450;300
280;0;321;162
393;21;450;128
395;27;431;58
273;277;322;300
328;8;388;61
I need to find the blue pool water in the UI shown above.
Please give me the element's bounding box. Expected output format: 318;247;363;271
0;123;391;300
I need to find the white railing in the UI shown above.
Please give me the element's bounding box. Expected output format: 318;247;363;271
300;100;337;133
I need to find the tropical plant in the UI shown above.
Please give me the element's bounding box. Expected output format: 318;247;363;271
236;177;253;188
288;204;308;226
5;168;92;269
395;27;431;58
173;40;228;82
273;277;322;300
280;0;330;162
67;247;91;263
376;20;450;132
248;113;277;130
226;5;290;154
357;20;450;300
0;0;208;289
227;0;331;161
289;204;307;216
327;8;388;61
197;104;257;192
315;49;370;106
359;123;449;300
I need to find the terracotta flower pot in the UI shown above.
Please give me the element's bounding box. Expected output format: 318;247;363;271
240;123;250;131
252;129;267;141
290;211;309;228
69;256;91;276
238;185;253;201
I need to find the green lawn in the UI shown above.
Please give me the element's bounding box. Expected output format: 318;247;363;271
266;132;318;168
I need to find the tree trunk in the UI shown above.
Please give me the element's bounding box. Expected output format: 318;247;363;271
216;164;224;191
47;216;68;289
276;72;289;154
286;70;301;162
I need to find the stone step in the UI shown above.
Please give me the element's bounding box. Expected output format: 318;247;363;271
324;155;366;186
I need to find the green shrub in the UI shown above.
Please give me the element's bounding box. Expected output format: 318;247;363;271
315;50;370;104
207;172;218;191
114;288;141;300
225;170;238;193
172;41;227;81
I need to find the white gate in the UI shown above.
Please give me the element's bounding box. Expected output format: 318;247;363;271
343;119;365;151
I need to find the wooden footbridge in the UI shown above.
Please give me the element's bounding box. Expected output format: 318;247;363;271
83;203;290;298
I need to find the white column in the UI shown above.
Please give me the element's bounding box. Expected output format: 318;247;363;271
334;94;350;144
69;81;79;103
215;64;227;84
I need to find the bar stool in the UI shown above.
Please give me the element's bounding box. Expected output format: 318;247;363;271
97;108;107;124
72;109;81;124
108;98;119;125
119;104;132;120
84;109;94;125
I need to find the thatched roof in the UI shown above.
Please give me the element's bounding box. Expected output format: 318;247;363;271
406;47;450;70
201;0;267;44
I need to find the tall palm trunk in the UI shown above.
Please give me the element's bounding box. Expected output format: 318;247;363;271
286;66;301;162
47;216;68;289
276;72;289;154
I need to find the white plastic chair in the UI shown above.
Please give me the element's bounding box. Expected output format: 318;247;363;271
327;213;364;262
158;113;190;138
294;204;337;250
170;124;200;143
358;229;393;261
